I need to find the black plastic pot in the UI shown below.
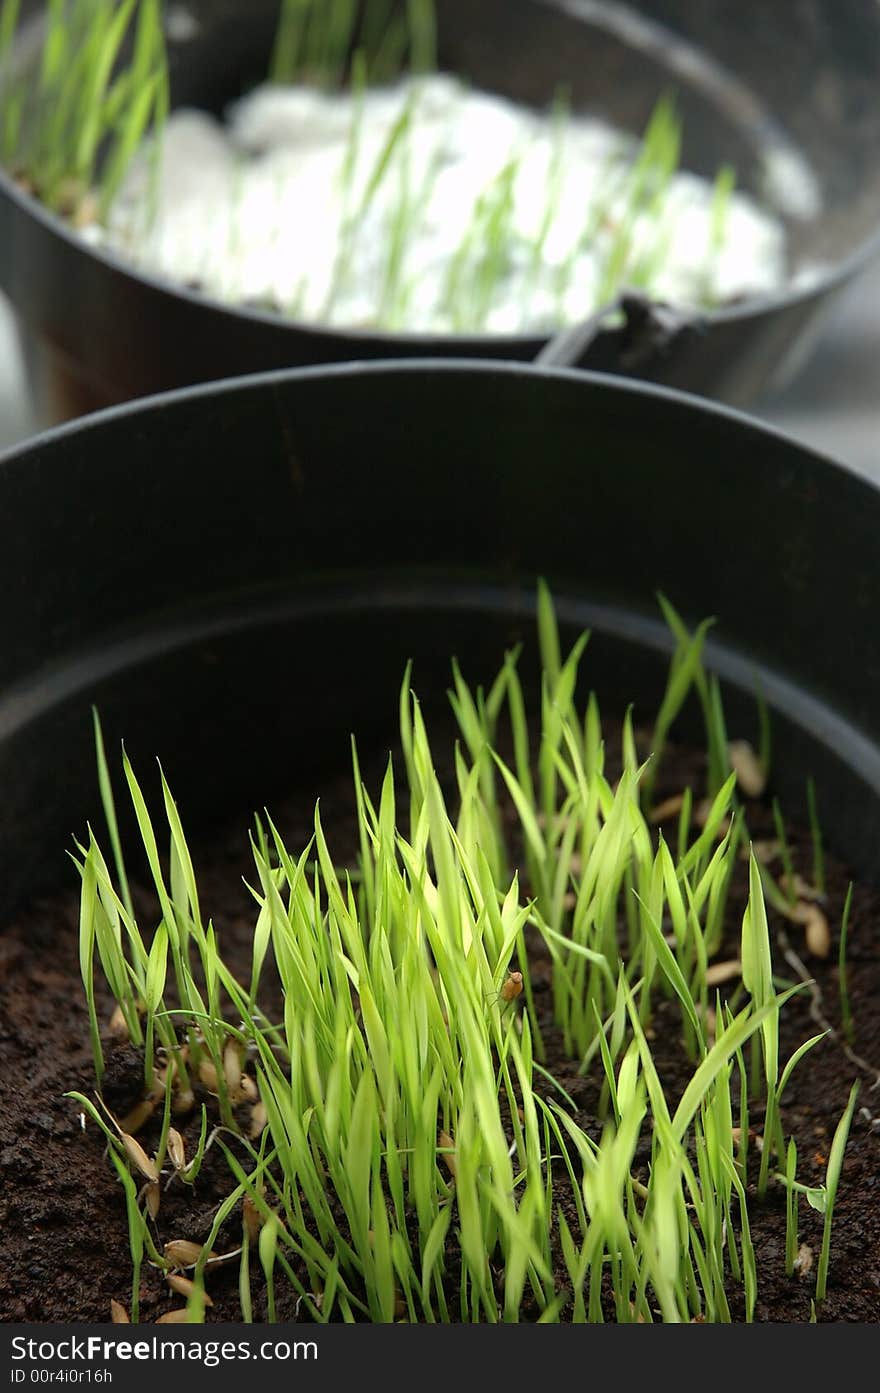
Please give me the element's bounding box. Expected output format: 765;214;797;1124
4;0;880;422
1;359;880;930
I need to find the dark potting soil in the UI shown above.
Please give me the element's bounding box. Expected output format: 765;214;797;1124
1;733;879;1325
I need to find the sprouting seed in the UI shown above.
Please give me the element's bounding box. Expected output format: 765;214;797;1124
110;1299;130;1323
223;1040;243;1097
240;1074;258;1103
694;799;731;837
120;1098;155;1135
438;1131;457;1179
243;1196;264;1246
168;1274;213;1305
164;1240;212;1269
500;970;524;1003
727;740;766;798
794;1243;814;1276
249;1101;268;1140
649;793;685;823
121;1132;159;1183
167;1128;187;1173
172;1088;196;1116
742;838;782;864
704;959;742;987
198;1060;219;1092
779;872;825;904
788;901;831;958
699;1004;717;1039
156;1309;190;1324
805;909;832;959
108;1005;130;1040
145;1180;161;1220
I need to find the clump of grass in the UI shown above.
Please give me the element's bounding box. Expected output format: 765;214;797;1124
69;587;855;1323
0;0;168;218
271;0;435;88
1;2;742;334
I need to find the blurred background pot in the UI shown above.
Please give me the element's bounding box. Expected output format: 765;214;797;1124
1;360;879;925
3;0;880;422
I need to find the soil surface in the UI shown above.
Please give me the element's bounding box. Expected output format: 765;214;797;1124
2;731;879;1324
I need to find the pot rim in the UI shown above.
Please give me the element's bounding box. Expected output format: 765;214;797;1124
0;353;865;482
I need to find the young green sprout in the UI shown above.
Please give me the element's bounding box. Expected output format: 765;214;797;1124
72;587;855;1324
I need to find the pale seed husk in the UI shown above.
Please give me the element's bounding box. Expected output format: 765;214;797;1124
694;799;731;837
743;838;782;865
249;1101;268;1140
172;1087;196;1116
110;1300;130;1323
145;1181;161;1220
705;959;743;988
156;1310;191;1324
168;1274;213;1306
240;1074;258;1102
794;1243;814;1276
164;1240;212;1268
120;1098;156;1135
223;1040;244;1098
121;1132;159;1183
787;901;832;958
649;794;685;824
108;1005;130;1040
71;193;99;230
438;1131;457;1179
198;1060;219;1091
779;872;825;904
167;1128;187;1172
727;740;766;798
805;907;832;959
699;1005;717;1039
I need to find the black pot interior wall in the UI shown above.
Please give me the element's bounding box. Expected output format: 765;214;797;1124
2;364;880;923
1;586;876;930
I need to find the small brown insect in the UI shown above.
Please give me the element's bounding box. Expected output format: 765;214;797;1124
500;971;524;1004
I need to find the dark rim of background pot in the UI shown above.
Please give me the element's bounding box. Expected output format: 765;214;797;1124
1;359;879;925
3;0;880;416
